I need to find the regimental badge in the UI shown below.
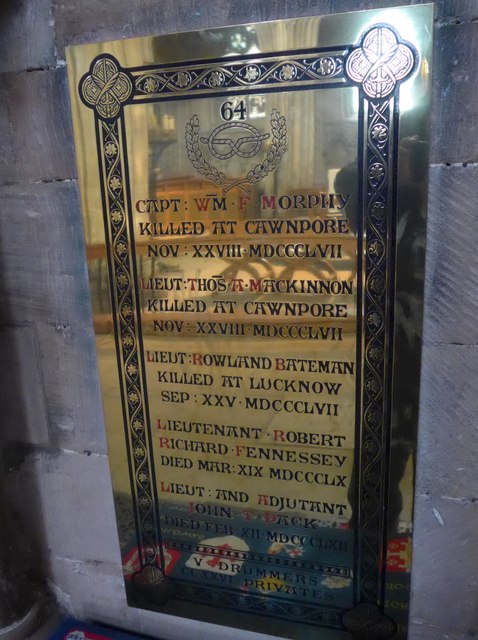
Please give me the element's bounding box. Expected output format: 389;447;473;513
185;104;287;195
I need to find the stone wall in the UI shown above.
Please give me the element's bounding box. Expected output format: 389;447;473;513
0;1;477;639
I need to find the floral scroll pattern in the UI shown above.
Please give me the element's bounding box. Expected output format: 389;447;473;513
343;23;417;613
100;119;161;569
134;54;344;97
360;98;392;605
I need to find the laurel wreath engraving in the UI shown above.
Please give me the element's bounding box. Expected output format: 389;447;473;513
185;115;227;186
246;110;287;184
185;109;287;194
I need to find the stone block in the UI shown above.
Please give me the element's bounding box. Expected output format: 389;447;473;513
423;165;478;345
410;494;478;637
48;556;278;640
417;344;478;499
54;0;137;58
0;67;77;184
0;181;91;326
430;22;478;164
5;449;119;566
133;0;227;38
0;0;55;73
36;322;106;454
0;324;49;446
226;0;416;25
132;0;420;66
409;623;478;640
426;1;478;24
54;0;431;59
0;96;15;185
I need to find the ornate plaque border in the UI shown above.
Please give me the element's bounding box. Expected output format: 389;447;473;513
78;22;419;636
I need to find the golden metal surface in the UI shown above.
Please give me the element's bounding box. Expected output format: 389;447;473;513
67;5;432;638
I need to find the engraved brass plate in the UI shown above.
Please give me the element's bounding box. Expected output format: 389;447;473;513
67;5;432;638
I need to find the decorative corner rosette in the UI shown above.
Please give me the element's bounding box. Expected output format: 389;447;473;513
343;602;398;639
345;25;417;99
133;565;176;605
80;55;133;120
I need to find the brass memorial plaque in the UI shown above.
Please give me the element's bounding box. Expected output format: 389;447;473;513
67;5;432;638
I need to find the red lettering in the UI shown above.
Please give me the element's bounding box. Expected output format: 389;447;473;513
275;357;285;370
261;195;276;210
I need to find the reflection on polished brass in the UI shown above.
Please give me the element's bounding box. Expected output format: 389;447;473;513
67;5;432;639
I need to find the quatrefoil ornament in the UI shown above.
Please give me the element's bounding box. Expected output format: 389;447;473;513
346;26;415;99
80;56;133;119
